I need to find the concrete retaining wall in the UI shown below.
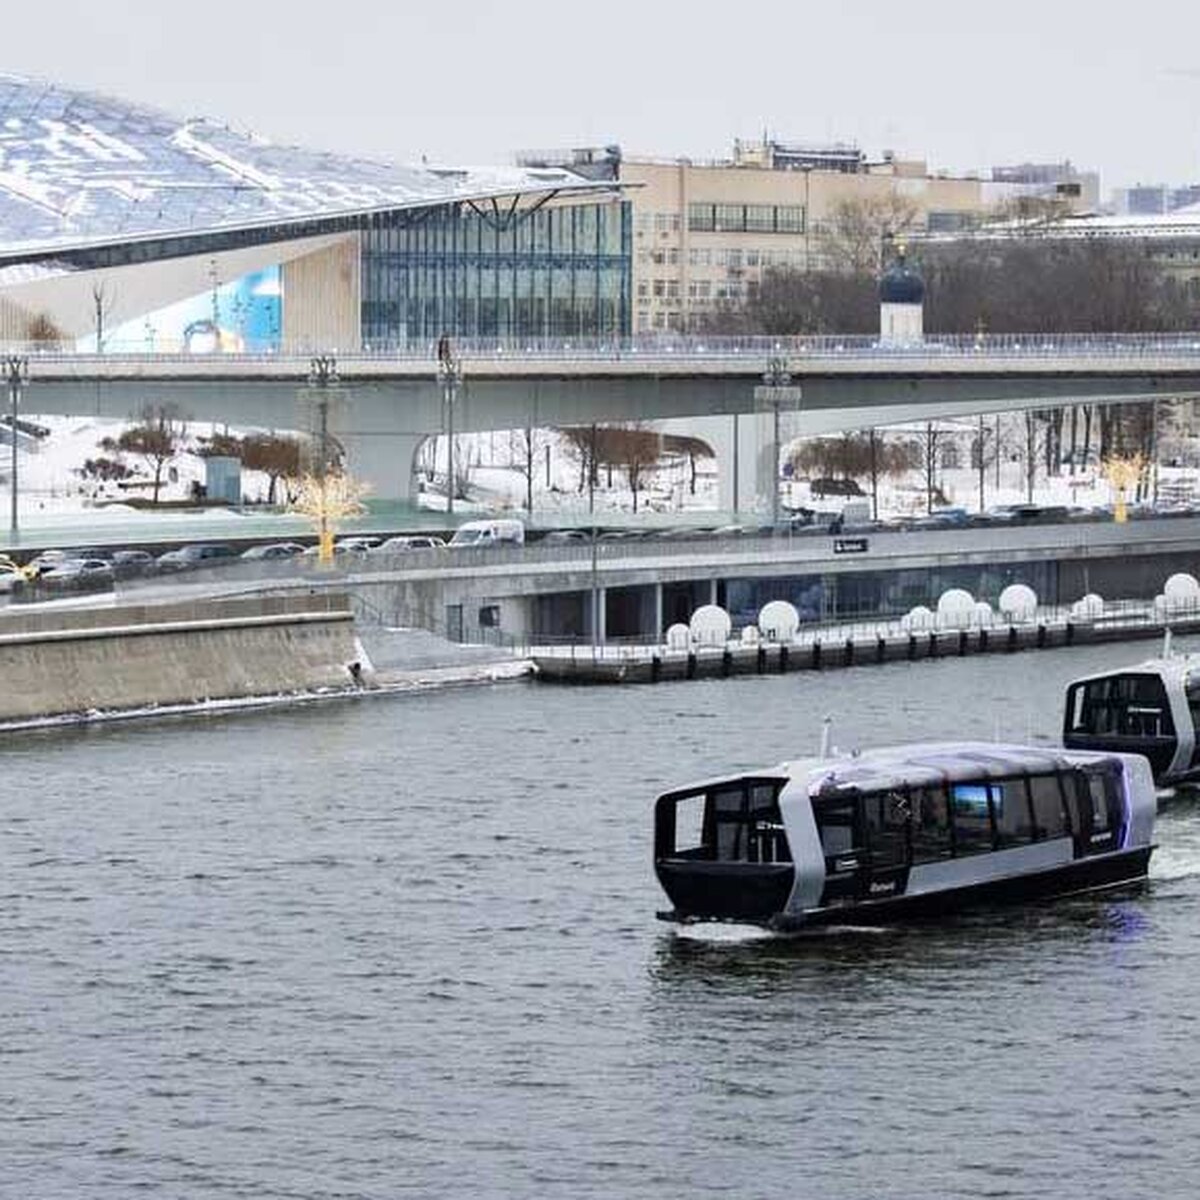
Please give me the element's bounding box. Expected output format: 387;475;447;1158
0;594;360;721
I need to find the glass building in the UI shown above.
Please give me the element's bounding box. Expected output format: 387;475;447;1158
0;75;629;347
361;201;631;343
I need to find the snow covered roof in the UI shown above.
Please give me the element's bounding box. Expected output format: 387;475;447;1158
789;741;1114;794
0;75;612;260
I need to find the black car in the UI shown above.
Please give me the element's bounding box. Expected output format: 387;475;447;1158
157;544;239;571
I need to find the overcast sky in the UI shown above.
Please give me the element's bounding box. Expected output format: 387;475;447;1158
6;0;1200;195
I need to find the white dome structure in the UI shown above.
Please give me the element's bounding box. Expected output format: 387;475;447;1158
1163;574;1200;612
901;605;935;631
936;588;975;629
689;605;732;647
758;600;800;643
665;623;691;652
999;584;1038;623
972;601;996;627
1070;593;1104;620
740;625;760;646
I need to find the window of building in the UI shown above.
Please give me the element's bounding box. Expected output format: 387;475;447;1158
715;204;746;232
777;206;805;233
651;248;665;265
727;249;743;270
654;213;670;233
697;280;711;299
652;279;666;298
746;249;760;267
667;248;680;265
637;281;648;298
666;280;680;299
745;204;775;232
688;203;716;232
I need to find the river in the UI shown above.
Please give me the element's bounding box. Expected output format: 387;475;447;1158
2;638;1199;1198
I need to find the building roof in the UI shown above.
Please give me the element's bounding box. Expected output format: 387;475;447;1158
0;75;611;261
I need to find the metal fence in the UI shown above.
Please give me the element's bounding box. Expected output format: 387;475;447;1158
6;331;1200;365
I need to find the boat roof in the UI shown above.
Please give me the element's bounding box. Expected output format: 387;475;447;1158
658;741;1118;802
1066;654;1200;689
785;741;1116;795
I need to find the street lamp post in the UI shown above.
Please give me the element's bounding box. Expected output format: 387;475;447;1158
755;355;798;525
307;353;339;562
438;354;462;516
6;355;29;536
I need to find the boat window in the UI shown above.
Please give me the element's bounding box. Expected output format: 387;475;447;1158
910;785;952;863
706;781;791;864
1086;774;1110;834
862;790;910;868
1028;773;1068;839
1068;674;1174;739
950;783;995;855
674;794;706;855
991;779;1035;847
713;786;749;861
814;798;857;858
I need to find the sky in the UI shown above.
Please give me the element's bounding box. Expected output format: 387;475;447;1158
5;0;1200;196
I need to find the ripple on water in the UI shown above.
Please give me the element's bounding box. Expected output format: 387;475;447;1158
2;643;1200;1197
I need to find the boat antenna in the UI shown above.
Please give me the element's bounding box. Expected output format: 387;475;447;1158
819;716;833;759
1163;626;1173;660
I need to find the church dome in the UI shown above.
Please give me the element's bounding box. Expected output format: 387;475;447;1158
880;255;925;305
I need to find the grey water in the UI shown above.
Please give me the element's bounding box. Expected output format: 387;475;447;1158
3;640;1200;1199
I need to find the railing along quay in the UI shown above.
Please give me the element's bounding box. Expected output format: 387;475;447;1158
530;600;1200;685
5;331;1200;369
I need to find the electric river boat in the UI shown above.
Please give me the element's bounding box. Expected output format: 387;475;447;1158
1063;651;1200;785
654;742;1156;929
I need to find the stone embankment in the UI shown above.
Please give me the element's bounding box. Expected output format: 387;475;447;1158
0;595;363;723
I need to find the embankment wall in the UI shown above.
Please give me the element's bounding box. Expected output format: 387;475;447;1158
0;595;361;721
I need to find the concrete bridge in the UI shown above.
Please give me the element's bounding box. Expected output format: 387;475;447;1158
12;333;1200;503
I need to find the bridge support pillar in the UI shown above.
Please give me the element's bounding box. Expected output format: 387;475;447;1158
681;412;784;517
654;583;664;644
341;431;427;503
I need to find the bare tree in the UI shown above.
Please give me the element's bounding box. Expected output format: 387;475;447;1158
242;433;304;505
101;404;187;504
508;424;552;513
825;194;920;275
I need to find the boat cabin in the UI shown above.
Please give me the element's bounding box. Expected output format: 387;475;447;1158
1063;656;1200;784
654;743;1155;928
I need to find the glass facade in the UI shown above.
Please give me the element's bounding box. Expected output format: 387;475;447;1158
361;201;632;344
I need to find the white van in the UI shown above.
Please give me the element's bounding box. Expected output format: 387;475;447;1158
448;518;525;548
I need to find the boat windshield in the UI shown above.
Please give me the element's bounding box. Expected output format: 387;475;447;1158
655;780;790;864
1066;673;1174;740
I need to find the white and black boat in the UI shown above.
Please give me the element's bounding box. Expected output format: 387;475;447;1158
654;742;1155;929
1063;651;1200;785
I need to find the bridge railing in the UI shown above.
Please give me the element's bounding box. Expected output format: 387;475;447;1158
8;331;1200;365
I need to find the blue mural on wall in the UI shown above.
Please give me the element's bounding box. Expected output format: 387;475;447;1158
78;266;282;353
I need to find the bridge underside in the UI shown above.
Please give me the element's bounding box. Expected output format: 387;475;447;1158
20;371;1200;501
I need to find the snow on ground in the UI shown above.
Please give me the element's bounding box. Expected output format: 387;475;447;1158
3;411;1188;536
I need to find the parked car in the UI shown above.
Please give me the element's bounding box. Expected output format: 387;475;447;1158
157;544;238;570
809;477;865;498
0;563;24;593
241;542;305;560
448;518;525;548
39;557;114;581
111;549;156;568
541;529;591;544
334;536;382;554
373;535;447;552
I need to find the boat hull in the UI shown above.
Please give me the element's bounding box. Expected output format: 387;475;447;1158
659;845;1154;930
